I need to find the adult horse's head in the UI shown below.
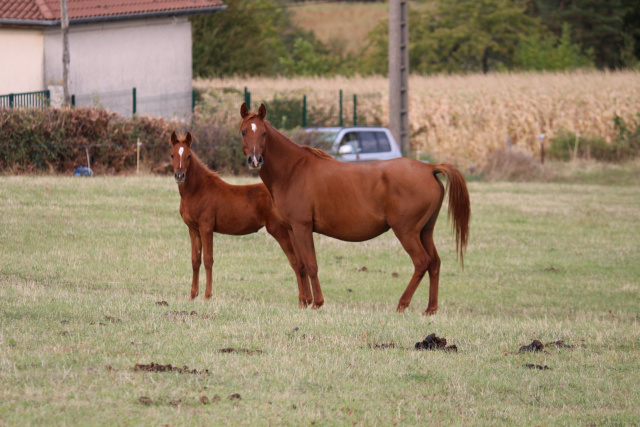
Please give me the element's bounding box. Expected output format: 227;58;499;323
170;131;193;184
239;102;267;169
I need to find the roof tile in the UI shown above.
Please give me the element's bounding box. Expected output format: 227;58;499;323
1;0;224;21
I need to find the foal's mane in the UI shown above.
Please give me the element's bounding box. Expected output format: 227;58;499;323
241;114;335;161
189;150;220;179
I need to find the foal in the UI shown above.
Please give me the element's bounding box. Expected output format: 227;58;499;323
170;131;311;305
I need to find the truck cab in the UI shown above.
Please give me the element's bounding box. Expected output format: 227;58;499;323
305;126;403;162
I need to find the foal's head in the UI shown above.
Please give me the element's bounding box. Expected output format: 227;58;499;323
170;131;193;185
239;102;267;170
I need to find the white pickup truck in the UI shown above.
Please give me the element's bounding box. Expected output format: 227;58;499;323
305;126;403;162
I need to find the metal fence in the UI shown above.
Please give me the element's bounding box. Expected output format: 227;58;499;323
0;90;50;108
1;86;383;128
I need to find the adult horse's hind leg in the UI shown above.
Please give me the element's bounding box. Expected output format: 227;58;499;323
189;228;202;300
421;227;441;316
265;219;312;308
393;231;431;313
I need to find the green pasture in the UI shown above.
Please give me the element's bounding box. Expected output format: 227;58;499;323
1;172;639;425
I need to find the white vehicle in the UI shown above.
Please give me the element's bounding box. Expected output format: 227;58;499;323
305;126;403;162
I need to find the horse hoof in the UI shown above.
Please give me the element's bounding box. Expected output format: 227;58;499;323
311;301;324;309
298;300;309;309
396;304;408;313
204;294;212;301
423;309;437;316
190;293;198;300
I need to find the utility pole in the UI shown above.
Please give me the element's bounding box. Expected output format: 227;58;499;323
389;0;409;155
61;0;70;106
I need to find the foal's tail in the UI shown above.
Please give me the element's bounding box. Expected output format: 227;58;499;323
433;164;471;268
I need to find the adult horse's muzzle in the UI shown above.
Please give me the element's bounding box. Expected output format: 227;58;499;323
174;171;186;184
247;155;264;169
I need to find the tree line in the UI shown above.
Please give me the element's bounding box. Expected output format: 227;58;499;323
191;0;640;77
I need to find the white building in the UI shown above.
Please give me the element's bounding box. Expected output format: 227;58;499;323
0;0;225;118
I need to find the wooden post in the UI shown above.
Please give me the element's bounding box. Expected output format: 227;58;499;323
389;0;409;155
61;0;70;106
136;138;141;174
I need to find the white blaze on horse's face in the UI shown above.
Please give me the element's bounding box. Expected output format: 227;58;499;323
251;123;257;133
178;146;184;168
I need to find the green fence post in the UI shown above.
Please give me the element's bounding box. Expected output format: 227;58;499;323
353;94;357;126
302;95;307;127
192;89;196;112
9;93;14;108
71;94;75;107
132;87;137;115
45;89;50;107
244;87;251;110
339;90;343;127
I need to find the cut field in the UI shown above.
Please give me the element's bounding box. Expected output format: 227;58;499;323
290;2;388;55
1;174;639;425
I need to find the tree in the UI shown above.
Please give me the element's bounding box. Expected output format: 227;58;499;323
526;0;629;68
191;0;289;77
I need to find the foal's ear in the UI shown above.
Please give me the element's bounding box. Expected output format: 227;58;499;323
240;102;249;119
258;103;267;119
170;131;178;145
185;132;192;147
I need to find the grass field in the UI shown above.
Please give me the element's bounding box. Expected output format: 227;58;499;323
1;172;639;425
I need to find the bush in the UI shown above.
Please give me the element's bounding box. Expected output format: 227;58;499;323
0;107;246;175
481;148;545;181
548;116;640;163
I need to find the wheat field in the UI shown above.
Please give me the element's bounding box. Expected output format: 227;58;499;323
194;70;640;166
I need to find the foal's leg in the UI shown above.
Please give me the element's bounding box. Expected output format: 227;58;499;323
393;230;431;313
200;227;215;300
189;228;202;300
421;228;441;316
290;225;324;309
265;219;312;308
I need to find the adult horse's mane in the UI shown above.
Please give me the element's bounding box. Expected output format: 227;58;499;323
240;114;336;161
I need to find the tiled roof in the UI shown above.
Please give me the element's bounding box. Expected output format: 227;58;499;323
0;0;224;22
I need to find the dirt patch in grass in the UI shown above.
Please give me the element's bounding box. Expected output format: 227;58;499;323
368;342;396;349
523;364;550;370
218;348;262;355
164;310;215;320
415;333;458;352
156;301;168;306
518;339;582;353
133;363;210;375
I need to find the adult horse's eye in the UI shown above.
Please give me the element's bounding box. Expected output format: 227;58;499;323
263;131;266;136
188;155;191;159
241;130;246;137
171;155;174;158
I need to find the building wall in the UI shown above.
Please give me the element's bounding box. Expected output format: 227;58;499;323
0;28;44;94
43;17;192;118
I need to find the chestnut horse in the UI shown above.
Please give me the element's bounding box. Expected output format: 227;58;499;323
170;131;311;305
239;103;470;315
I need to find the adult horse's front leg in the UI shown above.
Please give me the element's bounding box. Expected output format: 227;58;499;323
201;228;215;300
189;228;202;300
264;217;311;308
290;225;324;309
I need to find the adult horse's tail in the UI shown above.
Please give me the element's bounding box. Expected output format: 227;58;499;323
433;164;470;268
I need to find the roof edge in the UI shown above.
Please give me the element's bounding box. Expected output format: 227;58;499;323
0;5;226;27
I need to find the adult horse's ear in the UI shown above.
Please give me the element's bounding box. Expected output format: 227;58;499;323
258;103;267;119
171;131;178;145
185;132;192;147
240;102;249;119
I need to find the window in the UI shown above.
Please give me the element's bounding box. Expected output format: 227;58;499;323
358;132;378;153
374;132;391;152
